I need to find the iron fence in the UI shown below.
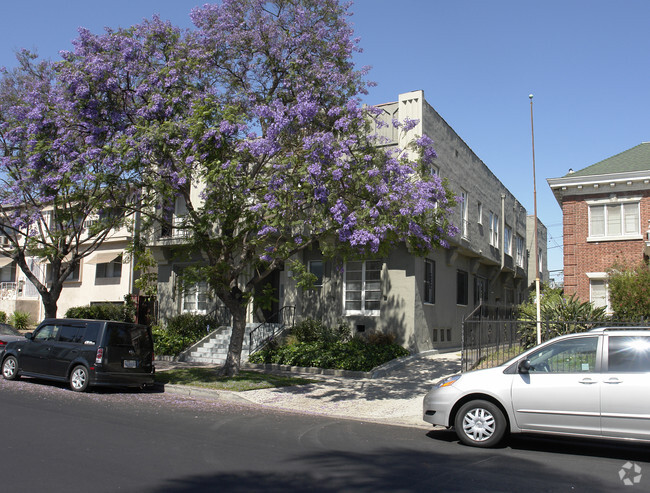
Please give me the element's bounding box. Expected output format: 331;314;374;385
461;308;648;372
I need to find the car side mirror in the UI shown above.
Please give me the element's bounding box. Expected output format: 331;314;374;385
24;332;33;340
518;359;531;374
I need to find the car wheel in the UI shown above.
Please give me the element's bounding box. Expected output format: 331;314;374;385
455;400;507;448
70;365;89;392
2;356;20;380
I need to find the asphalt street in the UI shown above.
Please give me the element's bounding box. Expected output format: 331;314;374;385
1;376;649;493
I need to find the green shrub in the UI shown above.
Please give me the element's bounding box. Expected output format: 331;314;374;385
608;263;650;319
291;318;351;343
249;337;409;372
66;303;133;323
154;313;218;356
0;311;6;323
9;311;32;331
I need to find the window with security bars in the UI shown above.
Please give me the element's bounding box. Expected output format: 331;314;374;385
344;260;382;315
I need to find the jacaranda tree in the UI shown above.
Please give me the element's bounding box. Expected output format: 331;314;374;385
57;0;457;375
0;51;135;318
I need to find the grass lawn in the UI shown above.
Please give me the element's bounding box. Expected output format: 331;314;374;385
155;367;317;392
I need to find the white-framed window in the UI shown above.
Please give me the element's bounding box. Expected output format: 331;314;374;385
588;198;640;241
96;255;122;279
459;190;469;239
344;260;382;316
424;259;435;304
515;235;525;268
489;211;499;248
182;281;212;314
308;260;323;287
588;273;610;312
477;202;483;225
504;225;513;256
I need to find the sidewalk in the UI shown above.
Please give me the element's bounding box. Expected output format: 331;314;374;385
155;350;461;429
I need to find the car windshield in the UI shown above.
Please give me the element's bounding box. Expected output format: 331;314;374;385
0;324;20;336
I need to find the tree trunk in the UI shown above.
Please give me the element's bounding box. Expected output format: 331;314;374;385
219;290;248;376
42;295;58;319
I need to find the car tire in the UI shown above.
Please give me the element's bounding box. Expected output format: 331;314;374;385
454;399;507;448
70;365;90;392
2;356;20;380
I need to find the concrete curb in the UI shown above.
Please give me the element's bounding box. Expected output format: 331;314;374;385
158;383;253;405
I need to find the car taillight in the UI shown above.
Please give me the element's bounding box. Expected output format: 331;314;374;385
95;347;104;365
0;340;6;346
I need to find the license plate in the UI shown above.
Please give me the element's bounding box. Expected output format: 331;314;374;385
123;359;138;369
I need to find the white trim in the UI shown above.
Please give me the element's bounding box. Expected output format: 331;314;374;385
585;195;642;205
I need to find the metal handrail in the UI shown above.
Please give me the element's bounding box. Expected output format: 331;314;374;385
248;306;296;355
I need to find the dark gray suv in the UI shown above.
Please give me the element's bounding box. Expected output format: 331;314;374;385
1;318;155;392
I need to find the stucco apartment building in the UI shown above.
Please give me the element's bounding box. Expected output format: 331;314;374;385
0;221;137;322
152;90;548;352
548;142;650;310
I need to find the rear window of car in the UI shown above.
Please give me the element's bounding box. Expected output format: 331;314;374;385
105;323;152;352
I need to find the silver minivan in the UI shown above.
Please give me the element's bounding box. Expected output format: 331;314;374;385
423;328;650;447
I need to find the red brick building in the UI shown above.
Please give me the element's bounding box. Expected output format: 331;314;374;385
548;143;650;311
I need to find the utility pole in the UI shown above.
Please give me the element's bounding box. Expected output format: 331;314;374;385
529;94;542;345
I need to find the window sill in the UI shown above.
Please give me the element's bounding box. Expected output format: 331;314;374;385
344;311;380;317
587;235;643;243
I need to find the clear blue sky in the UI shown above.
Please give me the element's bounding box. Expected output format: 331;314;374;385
2;0;649;279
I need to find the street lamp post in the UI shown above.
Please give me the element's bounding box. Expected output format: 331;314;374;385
529;94;542;345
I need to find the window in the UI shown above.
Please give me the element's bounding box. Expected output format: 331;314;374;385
456;270;468;305
590;278;609;311
424;259;435;304
459;190;469;239
0;262;16;283
526;336;599;373
182;281;212;313
589;200;640;240
308;260;323;287
489;212;499;247
33;324;60;342
608;337;650;372
96;256;122;279
58;325;81;343
504;225;512;256
477;202;483;225
473;276;488;306
47;263;80;283
344;260;382;315
515;235;525;268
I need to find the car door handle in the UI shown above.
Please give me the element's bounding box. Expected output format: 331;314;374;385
604;378;623;384
579;378;597;384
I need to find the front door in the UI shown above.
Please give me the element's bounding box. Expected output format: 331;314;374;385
511;336;601;436
601;335;650;440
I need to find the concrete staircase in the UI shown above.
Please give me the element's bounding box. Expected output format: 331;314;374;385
177;323;279;365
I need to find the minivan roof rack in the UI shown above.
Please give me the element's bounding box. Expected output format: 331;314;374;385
589;326;650;332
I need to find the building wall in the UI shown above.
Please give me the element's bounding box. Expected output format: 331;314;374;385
562;191;650;301
55;240;134;318
295;90;538;351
